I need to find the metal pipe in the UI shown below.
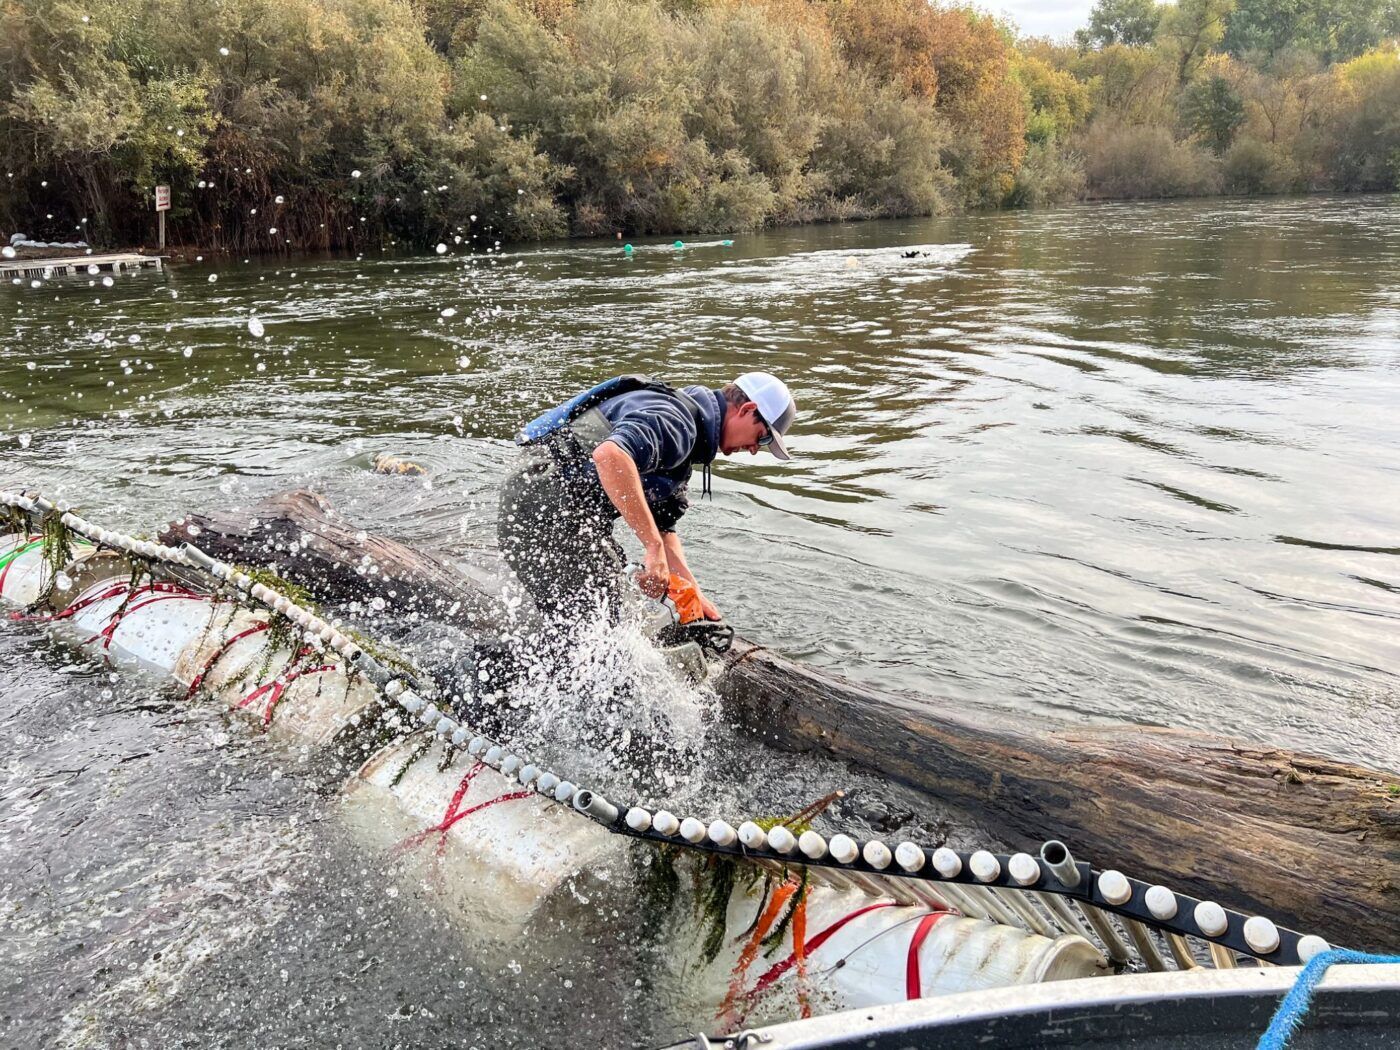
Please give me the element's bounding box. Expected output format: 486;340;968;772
1208;941;1238;969
1039;840;1081;888
959;884;1023;929
1036;891;1094;942
572;789;618;824
1165;933;1197;970
1124;918;1168;971
1077;902;1134;966
989;887;1053;937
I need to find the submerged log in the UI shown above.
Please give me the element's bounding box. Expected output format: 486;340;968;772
163;490;1400;951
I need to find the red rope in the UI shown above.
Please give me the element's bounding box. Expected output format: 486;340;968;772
185;622;270;698
905;909;951;1000
257;663;337;725
8;580;128;623
391;763;533;856
83;584;204;651
747;902;898;999
392;763;485;855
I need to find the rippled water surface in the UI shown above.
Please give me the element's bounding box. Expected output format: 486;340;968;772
3;196;1399;1045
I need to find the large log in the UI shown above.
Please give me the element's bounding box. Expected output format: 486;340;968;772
162;490;1400;951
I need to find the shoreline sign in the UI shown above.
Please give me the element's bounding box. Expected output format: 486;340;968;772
155;185;170;249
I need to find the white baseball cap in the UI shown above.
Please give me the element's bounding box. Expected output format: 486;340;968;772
735;371;796;461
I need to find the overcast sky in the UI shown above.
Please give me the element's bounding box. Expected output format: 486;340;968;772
991;0;1097;39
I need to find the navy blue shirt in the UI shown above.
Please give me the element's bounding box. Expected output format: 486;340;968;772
597;385;723;514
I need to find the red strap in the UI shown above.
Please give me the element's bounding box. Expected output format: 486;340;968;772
259;663;336;724
186;622;270;698
392;764;533;856
86;588;203;651
905;910;950;1000
748;902;898;998
393;763;485;854
436;791;533;838
9;580;129;624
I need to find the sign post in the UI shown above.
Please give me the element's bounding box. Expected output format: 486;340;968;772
154;185;171;250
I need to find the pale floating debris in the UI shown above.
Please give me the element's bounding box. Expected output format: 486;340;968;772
351;169;362;179
248;316;265;337
440;307;457;318
275;194;285;204
435;243;448;255
207;274;218;283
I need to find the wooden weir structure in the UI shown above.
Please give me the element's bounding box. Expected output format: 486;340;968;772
0;253;164;280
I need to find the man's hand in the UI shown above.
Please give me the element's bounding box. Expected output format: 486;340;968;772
699;594;722;621
637;543;670;598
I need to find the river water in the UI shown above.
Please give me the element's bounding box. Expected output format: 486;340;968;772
2;196;1398;1046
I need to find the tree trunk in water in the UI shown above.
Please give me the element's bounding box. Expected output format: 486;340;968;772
162;490;1400;952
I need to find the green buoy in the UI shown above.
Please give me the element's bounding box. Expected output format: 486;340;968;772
673;239;684;248
623;243;634;253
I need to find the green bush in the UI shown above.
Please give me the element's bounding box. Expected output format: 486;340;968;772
1005;140;1087;206
1222;137;1299;193
1079;120;1222;198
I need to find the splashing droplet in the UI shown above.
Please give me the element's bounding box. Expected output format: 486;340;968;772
0;246;14;259
435;243;448;255
351;169;362;179
248;316;265;337
207;274;218;283
440;307;457;318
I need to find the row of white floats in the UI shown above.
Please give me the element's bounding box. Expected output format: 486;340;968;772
0;491;1329;1027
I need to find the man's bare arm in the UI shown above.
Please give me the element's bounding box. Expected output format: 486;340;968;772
592;440;669;597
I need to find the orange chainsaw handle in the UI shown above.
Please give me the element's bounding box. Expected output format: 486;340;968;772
666;573;708;625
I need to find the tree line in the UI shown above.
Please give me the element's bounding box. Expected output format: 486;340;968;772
2;0;1398;251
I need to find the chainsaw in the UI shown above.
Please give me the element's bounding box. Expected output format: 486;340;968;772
654;573;734;657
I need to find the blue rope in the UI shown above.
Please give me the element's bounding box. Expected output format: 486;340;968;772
1257;949;1400;1050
